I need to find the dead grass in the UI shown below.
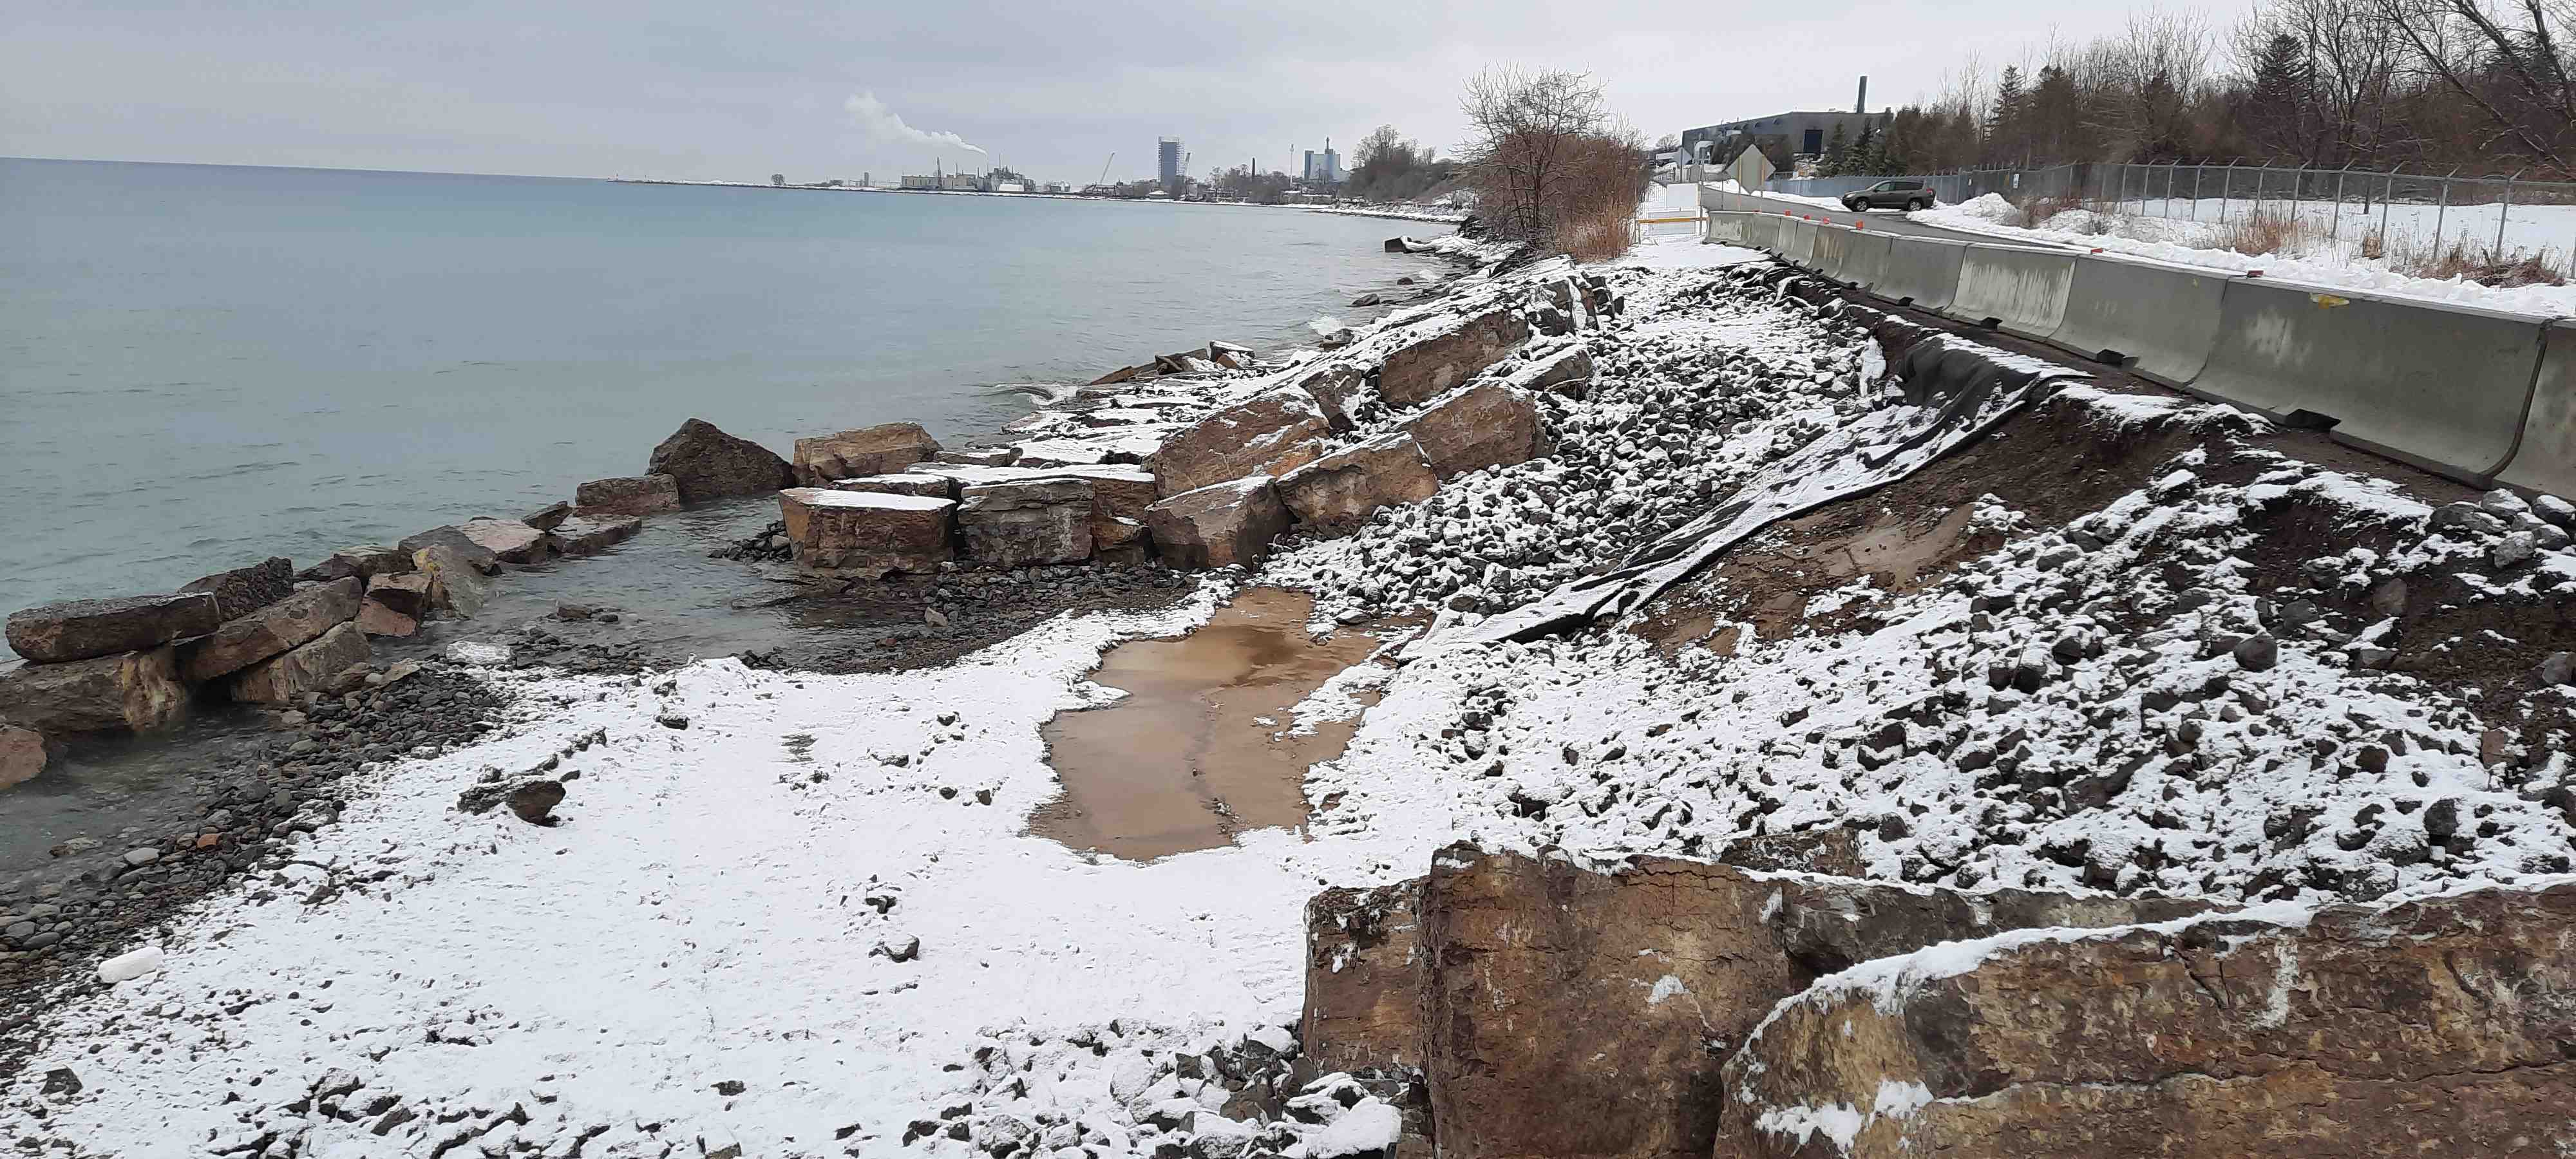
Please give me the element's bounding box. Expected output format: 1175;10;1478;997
1562;203;1634;263
2357;228;2569;287
2217;204;2318;257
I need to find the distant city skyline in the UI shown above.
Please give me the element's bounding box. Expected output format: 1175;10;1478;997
3;1;2222;184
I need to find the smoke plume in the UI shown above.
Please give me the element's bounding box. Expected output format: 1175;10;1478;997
845;91;987;155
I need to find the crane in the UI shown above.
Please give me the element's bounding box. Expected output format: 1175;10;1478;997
1096;153;1115;189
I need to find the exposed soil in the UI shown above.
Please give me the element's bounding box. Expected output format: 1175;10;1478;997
1030;588;1406;861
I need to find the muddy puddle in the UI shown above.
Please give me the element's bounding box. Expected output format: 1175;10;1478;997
1031;588;1403;861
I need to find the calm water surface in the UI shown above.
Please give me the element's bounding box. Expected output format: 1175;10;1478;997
0;158;1439;611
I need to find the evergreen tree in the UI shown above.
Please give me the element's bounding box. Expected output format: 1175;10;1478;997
1987;66;2026;165
1821;123;1850;176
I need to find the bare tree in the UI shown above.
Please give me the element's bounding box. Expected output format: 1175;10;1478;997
2376;0;2576;173
1459;67;1623;243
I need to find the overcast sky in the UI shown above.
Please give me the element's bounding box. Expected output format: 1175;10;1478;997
4;1;2220;184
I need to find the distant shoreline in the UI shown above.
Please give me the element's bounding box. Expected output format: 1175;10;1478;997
601;176;1470;224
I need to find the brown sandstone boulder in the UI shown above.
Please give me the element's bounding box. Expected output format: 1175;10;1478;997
1;726;48;789
300;545;412;583
1716;828;1867;878
1311;847;2224;1159
831;473;958;499
574;474;682;515
226;621;372;704
1092;516;1152;565
178;576;363;682
647;417;794;503
793;422;942;485
1718;881;2576;1159
934;448;1021;467
1143;478;1291;570
181;557;295;620
1504;344;1595;399
0;646;187;734
1378;308;1531;409
1150;386;1331;497
958;479;1094;567
5;592;222;664
397;527;500;576
365;572;435;620
459;516;556;565
1303;883;1425;1076
1401;384;1546;480
415;544;492;616
779;487;954;576
1296;365;1361;432
1277;432;1441;535
524;502;573;531
553;513;642;554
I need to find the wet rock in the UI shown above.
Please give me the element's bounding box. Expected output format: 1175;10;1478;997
793;422;942;485
5;592;222;664
647;417;795;504
2232;632;2279;672
523;500;573;530
178;577;363;683
1276;431;1441;536
0;725;45;790
358;572;433;637
958;479;1095;567
1150;386;1331;497
573;474;682;516
397;525;502;576
180;556;295;620
551;513;643;554
1144;478;1292;570
1401;383;1546;480
301;545;412;583
459;516;557;565
415;544;493;617
779;487;956;577
1716;881;2576;1158
0;646;189;735
225;621;372;704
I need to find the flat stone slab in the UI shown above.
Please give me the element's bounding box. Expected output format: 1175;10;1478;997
1143;476;1291;570
573;474;681;516
5;592;222;664
1402;382;1547;480
1150;386;1331;497
958;479;1094;568
1278;431;1440;535
794;422;942;485
0;646;187;734
1379;307;1531;409
181;557;295;620
459;517;556;565
178;576;363;683
554;513;642;554
226;621;372;704
398;527;500;576
779;487;955;577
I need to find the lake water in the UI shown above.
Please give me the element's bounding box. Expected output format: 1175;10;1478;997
0;158;1440;612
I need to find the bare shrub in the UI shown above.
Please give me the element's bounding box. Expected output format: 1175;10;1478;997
2217;203;2318;256
1559;202;1634;263
1459;67;1650;258
2374;232;2570;287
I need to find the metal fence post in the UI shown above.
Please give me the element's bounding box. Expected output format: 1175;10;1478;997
2163;161;2176;218
2331;166;2348;239
2499;170;2520;259
2291;162;2306;227
2191;164;2204;223
2434;166;2456;252
2222;161;2236;223
2378;172;2392;252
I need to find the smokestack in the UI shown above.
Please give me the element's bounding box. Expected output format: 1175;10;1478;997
1855;76;1868;115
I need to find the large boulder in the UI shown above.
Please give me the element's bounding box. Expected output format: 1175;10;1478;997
178;576;363;682
1501;344;1595;399
1296;365;1361;432
1149;386;1331;497
1277;431;1441;536
779;487;955;577
5;592;221;664
1378;308;1531;409
1092;516;1152;565
646;417;794;504
1;726;48;790
1719;881;2576;1158
459;516;557;565
831;473;957;499
1401;384;1546;480
415;544;493;616
573;474;682;515
299;545;411;584
225;621;372;704
1308;847;2223;1159
553;513;641;554
181;557;295;620
793;422;942;485
958;479;1094;568
0;646;187;734
359;572;435;637
1142;478;1291;570
397;527;500;576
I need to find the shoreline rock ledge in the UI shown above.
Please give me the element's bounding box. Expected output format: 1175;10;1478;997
5;591;220;664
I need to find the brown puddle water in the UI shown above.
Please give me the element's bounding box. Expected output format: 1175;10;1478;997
1031;588;1399;861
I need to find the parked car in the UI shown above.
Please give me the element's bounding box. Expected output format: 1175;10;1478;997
1841;180;1937;212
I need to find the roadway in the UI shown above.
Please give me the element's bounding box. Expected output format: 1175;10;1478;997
1703;187;2073;249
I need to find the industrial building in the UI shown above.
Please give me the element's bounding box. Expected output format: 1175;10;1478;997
1678;77;1886;171
1157;137;1182;189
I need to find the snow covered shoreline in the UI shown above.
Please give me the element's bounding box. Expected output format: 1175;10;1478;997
10;240;2575;1158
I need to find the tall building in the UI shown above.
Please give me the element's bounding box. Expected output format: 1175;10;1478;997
1321;146;1341;182
1157;137;1182;189
1301;150;1318;182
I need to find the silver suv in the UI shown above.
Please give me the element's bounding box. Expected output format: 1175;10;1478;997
1841;180;1935;212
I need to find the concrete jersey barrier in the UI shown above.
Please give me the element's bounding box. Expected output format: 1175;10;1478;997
1836;231;1895;292
2047;254;2238;387
1871;235;1970;313
1946;244;2079;341
2501;320;2576;498
2196;278;2548;484
1808;224;1855;283
1782;219;1819;267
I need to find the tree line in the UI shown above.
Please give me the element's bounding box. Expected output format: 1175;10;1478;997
1810;0;2576;180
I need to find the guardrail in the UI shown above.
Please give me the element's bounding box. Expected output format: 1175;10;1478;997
1698;198;2571;496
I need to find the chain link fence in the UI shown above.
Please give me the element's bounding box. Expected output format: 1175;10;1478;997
1759;163;2576;265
